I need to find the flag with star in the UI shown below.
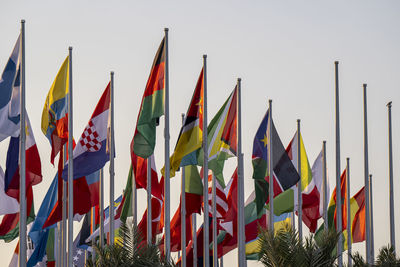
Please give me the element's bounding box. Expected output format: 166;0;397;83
163;68;204;178
252;109;300;215
72;231;86;267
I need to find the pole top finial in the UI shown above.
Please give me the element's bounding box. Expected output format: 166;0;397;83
363;83;367;88
334;61;339;65
297;119;300;123
323;140;326;144
203;54;207;59
21;19;25;24
164;27;169;32
111;71;114;75
346;157;350;161
387;101;392;107
69;46;73;51
238;78;241;82
181;113;185;118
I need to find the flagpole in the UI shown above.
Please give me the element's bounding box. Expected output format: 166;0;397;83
369;174;374;261
164;27;171;262
387;101;395;251
212;172;217;267
109;71;115;245
92;207;96;261
297;119;302;240
202;54;210;267
268;99;274;233
100;168;104;248
192;214;197;267
346;158;352;267
67;46;74;267
147;157;152;244
62;148;67;267
363;83;371;265
19;19;27;267
56;223;61;267
220;255;223;267
237;78;246;267
181;113;187;267
334;61;343;267
322;141;328;231
132;170;137;228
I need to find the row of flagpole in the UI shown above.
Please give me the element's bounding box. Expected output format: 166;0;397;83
14;20;397;267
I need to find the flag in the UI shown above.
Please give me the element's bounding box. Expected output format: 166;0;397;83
197;86;238;186
41;56;69;164
61;83;111;180
78;206;99;248
138;196;164;245
0;35;21;141
4;117;42;199
270;131;323;232
129;152;162;200
9;223;47;267
0;166;19;215
252;109;300;214
183;165;203;216
315;170;347;244
163;68;203;178
132;37;165;158
72;231;87;267
301;150;327;232
350;187;366;243
0;185;35;242
28;175;58;267
205;171;228;218
43;170;100;229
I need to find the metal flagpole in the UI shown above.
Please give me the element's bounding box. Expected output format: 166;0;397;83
109;71;115;245
147;157;152;244
334;61;343;267
62;148;67;267
322;141;328;231
132;171;137;228
56;223;61;267
100;168;104;248
67;46;74;267
346;158;352;267
237;78;246;267
92;207;96;261
164;28;171;262
297;120;302;240
202;54;210;267
363;84;371;265
369;174;374;261
19;19;27;267
268;100;274;233
387;101;395;251
181;113;187;267
220;255;223;267
192;214;197;267
212;172;217;267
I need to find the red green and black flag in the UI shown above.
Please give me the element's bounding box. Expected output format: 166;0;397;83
131;37;165;159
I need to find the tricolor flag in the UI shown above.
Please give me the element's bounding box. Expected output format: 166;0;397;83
62;83;111;180
131;37;165;159
41;56;69;164
4;117;42;199
164;68;204;178
0;35;22;141
252;109;300;215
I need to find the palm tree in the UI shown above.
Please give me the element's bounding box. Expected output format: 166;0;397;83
351;245;400;267
258;224;339;267
87;222;175;267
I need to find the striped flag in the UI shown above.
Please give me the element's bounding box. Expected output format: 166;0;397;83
205;171;228;218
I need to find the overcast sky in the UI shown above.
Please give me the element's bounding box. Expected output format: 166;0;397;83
1;1;400;266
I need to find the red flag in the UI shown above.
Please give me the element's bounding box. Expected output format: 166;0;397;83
352;187;366;243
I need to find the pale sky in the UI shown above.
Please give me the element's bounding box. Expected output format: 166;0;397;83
1;1;400;266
